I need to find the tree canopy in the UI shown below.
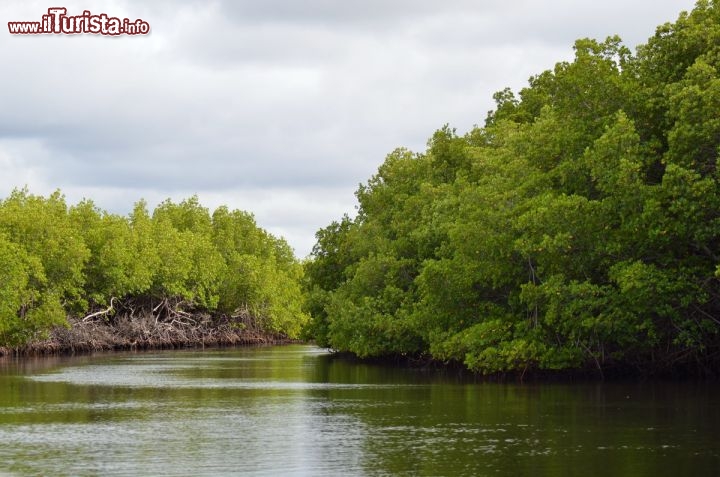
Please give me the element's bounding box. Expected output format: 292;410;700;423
303;1;720;376
0;190;308;347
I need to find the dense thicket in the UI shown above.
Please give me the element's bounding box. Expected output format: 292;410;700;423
0;191;307;347
304;1;720;375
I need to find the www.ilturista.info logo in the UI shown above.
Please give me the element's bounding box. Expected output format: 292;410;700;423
8;8;150;35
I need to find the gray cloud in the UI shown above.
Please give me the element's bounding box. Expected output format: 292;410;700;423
0;0;698;256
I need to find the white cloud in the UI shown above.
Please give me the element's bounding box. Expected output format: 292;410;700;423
0;0;698;256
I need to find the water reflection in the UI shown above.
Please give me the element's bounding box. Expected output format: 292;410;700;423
0;345;718;476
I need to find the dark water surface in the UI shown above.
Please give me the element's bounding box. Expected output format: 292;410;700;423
0;345;718;476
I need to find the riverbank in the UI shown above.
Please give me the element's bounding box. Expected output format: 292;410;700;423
0;314;294;357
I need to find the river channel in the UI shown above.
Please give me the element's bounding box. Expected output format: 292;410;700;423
0;345;718;476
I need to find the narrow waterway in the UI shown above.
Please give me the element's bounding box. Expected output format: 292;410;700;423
0;345;718;476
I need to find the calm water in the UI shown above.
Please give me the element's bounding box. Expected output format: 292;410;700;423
0;345;718;476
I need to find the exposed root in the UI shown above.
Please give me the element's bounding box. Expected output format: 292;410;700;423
3;311;293;356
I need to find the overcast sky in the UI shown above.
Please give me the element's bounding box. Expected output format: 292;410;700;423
0;0;698;257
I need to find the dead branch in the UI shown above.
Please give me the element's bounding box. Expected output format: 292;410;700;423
82;297;117;323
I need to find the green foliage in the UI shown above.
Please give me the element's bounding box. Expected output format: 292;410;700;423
211;206;308;337
0;234;66;346
0;191;307;347
0;189;90;313
70;200;158;305
305;1;720;375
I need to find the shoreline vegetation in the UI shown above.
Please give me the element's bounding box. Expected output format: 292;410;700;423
303;1;720;378
0;192;309;356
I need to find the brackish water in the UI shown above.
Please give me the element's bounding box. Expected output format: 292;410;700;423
0;345;718;476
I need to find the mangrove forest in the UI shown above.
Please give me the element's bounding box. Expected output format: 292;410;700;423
0;190;307;353
303;1;720;376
